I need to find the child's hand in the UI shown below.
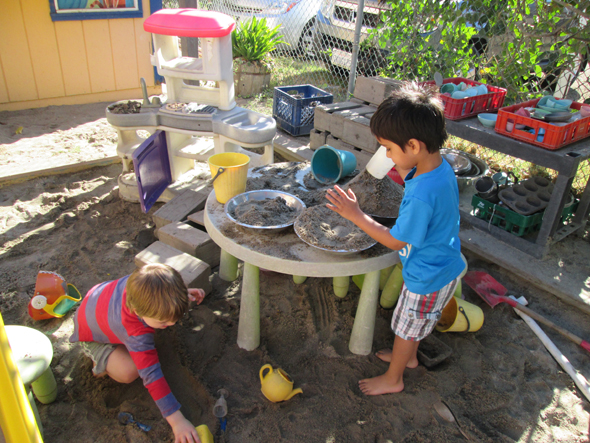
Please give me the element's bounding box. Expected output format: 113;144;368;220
167;410;200;443
325;185;363;222
188;288;206;305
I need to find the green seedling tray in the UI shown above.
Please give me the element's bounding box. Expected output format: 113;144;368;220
471;194;578;237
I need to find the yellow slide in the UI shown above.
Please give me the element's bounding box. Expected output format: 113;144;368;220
0;312;43;442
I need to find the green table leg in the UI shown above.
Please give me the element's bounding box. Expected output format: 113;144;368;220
333;276;350;298
349;270;380;355
237;262;260;351
31;367;57;404
293;275;307;284
219;249;239;282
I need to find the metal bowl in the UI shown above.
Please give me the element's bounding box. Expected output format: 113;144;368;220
225;190;305;232
452;151;489;192
441;149;472;175
293;207;377;255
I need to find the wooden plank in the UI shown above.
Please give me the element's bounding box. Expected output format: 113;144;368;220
329;106;376;139
314;101;363;132
21;0;65;100
109;19;140;91
326;135;373;171
273;134;314;161
0;63;9;104
353;76;402;106
0;0;38;102
187;210;205;226
342;115;380;153
158;221;221;268
55;21;92;96
309;129;327;150
0;156;121;187
153;188;209;231
135;241;212;293
83;20;116;94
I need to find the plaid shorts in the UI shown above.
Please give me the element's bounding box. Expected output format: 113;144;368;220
391;276;459;341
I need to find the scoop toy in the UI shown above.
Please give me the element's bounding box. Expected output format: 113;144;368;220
28;271;82;321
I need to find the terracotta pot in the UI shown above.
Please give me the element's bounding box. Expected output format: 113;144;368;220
234;60;271;97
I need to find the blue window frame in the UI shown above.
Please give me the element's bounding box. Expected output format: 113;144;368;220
49;0;144;21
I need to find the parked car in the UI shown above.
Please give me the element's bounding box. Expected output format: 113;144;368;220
209;0;321;57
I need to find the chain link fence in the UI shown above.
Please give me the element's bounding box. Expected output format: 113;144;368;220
161;0;589;196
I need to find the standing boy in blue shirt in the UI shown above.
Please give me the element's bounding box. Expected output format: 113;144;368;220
326;82;465;395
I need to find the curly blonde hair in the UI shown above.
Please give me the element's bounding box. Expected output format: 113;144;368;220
126;264;188;322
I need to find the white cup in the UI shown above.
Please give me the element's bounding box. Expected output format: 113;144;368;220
366;145;395;179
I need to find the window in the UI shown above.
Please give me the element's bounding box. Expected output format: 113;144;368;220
49;0;144;21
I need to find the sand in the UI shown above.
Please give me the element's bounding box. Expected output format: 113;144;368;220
0;103;589;442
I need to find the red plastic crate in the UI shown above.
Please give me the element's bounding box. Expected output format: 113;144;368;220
495;98;590;150
421;77;507;120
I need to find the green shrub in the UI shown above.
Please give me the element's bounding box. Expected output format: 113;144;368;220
232;17;288;62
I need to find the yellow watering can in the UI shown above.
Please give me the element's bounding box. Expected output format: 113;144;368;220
259;364;302;403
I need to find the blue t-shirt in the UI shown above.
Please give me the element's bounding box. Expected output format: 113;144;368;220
390;159;464;294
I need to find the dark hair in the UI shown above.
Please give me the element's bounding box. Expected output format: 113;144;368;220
370;82;448;153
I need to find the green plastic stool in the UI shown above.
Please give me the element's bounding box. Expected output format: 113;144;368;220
6;326;57;437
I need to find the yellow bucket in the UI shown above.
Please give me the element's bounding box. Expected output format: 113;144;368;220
436;297;484;332
208;152;251;204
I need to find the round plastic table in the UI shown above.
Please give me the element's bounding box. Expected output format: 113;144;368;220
204;191;400;355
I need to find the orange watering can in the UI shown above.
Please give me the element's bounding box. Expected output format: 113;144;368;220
28;271;82;321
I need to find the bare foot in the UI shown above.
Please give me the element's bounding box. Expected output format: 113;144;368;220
359;374;404;395
375;349;419;368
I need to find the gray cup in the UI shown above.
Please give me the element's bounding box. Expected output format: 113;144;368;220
475;176;499;202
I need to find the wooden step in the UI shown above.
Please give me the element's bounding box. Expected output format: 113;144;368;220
153;187;209;231
135;241;212;293
158;221;220;268
353;76;403;106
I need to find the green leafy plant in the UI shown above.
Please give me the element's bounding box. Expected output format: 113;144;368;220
232;17;288;63
371;0;589;103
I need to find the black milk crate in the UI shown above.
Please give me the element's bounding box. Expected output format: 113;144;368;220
273;85;333;136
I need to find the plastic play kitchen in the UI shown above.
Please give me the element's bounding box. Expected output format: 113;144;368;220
106;9;276;211
259;364;303;402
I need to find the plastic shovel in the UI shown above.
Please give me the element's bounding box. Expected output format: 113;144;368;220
463;271;590;354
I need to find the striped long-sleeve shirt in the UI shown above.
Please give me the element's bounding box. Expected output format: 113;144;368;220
70;276;181;418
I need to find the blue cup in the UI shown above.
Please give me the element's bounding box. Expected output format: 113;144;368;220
440;83;457;94
311;145;357;184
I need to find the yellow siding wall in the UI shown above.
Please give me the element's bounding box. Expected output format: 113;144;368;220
0;0;160;111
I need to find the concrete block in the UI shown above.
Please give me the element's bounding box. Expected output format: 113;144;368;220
135;241;212;293
353;76;403;105
342;115;380;153
310;129;327;150
158;221;221;268
153;187;209;231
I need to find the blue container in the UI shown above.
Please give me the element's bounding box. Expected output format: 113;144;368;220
273;85;333;136
311;145;357;184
